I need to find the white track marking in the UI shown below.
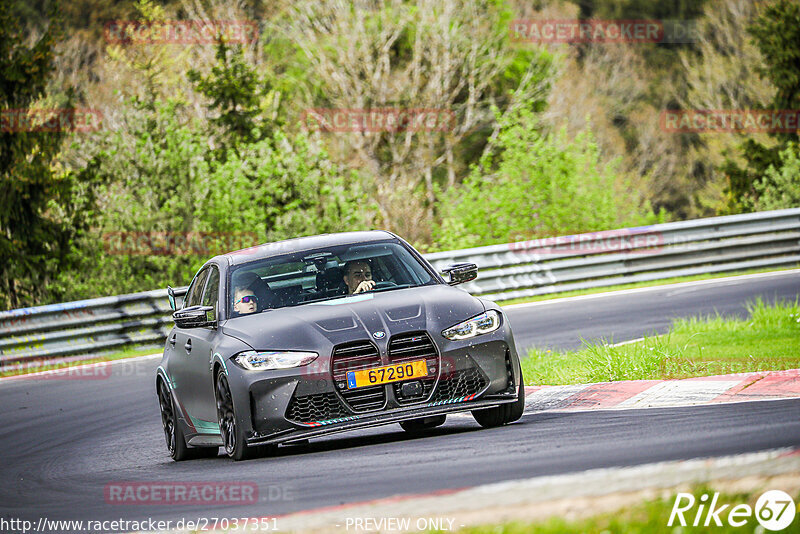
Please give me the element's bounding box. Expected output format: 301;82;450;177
616;380;741;409
607;337;646;347
501;269;800;310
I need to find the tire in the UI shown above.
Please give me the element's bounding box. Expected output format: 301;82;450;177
215;371;262;461
471;360;525;428
158;379;218;461
399;415;446;433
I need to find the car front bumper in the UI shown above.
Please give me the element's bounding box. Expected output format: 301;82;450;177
246;391;519;446
223;324;522;447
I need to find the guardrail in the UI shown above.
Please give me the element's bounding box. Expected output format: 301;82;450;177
2;208;799;368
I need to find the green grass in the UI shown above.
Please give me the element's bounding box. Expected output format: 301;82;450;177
499;266;799;306
446;487;800;534
522;298;800;385
0;345;160;378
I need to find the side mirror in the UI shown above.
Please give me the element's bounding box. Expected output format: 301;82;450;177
173;305;215;328
167;285;186;311
441;263;478;286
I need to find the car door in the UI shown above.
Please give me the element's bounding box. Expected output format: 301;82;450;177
168;266;211;433
181;265;221;431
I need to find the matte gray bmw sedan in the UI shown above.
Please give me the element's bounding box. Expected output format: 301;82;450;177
156;231;524;460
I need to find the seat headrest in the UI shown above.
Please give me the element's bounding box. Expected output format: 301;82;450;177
316;267;345;293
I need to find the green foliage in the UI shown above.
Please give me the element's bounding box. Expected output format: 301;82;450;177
748;142;800;211
8;0;797;309
0;2;81;309
722;0;800;212
433;105;657;250
748;0;800;114
188;43;267;151
52;95;372;300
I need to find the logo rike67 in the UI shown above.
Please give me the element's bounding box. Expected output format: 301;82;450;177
669;490;796;531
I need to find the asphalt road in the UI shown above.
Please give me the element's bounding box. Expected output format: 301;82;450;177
506;271;800;352
1;271;798;531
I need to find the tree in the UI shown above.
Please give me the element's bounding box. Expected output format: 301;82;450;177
188;42;266;154
748;143;800;211
0;3;78;309
277;0;554;244
433;104;658;250
722;0;800;212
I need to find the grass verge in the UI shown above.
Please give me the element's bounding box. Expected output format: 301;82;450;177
522;298;800;385
448;487;800;533
499;266;799;306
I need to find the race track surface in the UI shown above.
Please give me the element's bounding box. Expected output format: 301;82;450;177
1;272;798;529
506;271;800;351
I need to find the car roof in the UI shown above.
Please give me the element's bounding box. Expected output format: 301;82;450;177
218;230;398;266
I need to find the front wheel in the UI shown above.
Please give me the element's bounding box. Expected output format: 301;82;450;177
471;361;525;428
216;371;261;461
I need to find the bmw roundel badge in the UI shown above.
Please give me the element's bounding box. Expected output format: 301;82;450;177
372;331;386;339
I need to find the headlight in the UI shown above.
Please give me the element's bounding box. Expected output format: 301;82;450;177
442;310;501;340
233;351;318;371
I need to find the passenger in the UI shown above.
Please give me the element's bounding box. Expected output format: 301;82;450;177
343;260;375;294
233;287;258;315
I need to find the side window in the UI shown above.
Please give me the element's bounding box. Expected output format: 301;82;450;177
185;268;209;308
202;267;220;321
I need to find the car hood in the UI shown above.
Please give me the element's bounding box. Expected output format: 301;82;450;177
221;284;485;352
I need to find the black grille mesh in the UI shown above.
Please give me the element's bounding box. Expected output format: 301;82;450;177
388;332;438;404
331;340;386;411
286;392;349;423
432;367;487;402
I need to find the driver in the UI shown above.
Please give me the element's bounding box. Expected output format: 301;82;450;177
343;260;375;294
233;287;258;315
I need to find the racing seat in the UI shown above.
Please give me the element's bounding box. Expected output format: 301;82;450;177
316;266;347;297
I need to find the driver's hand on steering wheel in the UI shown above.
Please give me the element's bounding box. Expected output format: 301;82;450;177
353;280;376;294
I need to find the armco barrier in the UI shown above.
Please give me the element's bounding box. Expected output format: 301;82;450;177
1;208;799;367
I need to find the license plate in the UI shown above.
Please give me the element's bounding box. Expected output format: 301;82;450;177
347;360;428;389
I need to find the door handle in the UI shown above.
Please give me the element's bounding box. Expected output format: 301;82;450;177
169;334;176;347
184;339;192;352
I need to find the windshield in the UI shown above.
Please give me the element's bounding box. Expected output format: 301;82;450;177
226;240;436;318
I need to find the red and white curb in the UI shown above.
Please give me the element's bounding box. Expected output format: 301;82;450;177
522;369;800;412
